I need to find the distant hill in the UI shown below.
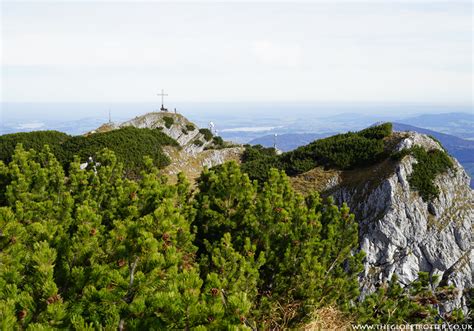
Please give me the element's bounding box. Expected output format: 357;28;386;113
249;133;333;152
399;112;474;139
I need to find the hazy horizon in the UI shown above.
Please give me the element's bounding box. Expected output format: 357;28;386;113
2;101;472;122
2;0;472;110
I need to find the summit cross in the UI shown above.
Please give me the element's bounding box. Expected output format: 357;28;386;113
157;89;168;111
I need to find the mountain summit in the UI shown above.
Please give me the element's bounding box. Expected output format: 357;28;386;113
89;112;244;180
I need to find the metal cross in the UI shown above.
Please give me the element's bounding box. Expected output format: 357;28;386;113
157;89;168;109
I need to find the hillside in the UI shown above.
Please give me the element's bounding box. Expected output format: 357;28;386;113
399;112;474;140
240;123;473;313
88;112;244;181
249;123;474;188
0;127;179;178
0;112;243;181
0;118;472;328
299;132;473;310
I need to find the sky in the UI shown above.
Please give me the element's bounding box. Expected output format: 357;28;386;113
1;0;473;105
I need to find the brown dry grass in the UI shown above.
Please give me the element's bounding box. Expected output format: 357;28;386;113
290;167;340;196
303;306;354;331
162;146;244;185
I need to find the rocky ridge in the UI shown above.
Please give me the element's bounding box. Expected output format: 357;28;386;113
297;132;473;312
90;115;472;312
89;112;244;180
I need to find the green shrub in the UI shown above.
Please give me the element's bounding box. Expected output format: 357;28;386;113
212;136;224;146
407;146;453;202
353;273;464;325
0;127;180;178
358;122;393;140
241;123;393;181
193;139;204;146
240;145;281;182
199;128;213;141
0;148;363;329
163;116;174;129
186;124;195;131
0;145;460;329
181;128;188;135
0;148;223;329
194;162;364;328
0;130;70;164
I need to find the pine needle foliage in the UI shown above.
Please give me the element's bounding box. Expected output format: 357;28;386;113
199;129;213;142
0;127;179;178
0;147;365;329
353;273;465;325
194;162;364;328
408;147;453;202
0;145;462;329
241;123;392;181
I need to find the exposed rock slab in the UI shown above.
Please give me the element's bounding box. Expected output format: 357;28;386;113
327;132;473;312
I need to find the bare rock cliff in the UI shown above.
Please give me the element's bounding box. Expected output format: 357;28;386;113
327;132;473;311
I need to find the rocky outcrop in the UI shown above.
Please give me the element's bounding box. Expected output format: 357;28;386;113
88;112;245;181
325;132;473;312
162;146;244;182
120;112;214;155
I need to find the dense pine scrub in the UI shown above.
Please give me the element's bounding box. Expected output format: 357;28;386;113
0;130;70;164
162;116;174;128
185;124;196;131
61;127;179;177
193;139;204;146
0;127;179;177
353;273;463;325
194;163;364;328
0;147;465;329
211;136;224;147
242;123;393;181
199;128;213;141
407;146;453;202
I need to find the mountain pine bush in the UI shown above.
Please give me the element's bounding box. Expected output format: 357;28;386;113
0;127;179;178
0;144;464;329
0;146;223;329
194;162;364;328
199;129;213;142
241;123;392;181
0;146;365;329
408;146;453;202
353;273;464;325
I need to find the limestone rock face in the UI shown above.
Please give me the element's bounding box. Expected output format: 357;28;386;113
162;146;244;182
329;132;473;311
120;112;213;155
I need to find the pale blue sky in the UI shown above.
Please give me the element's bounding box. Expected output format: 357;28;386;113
1;1;472;104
